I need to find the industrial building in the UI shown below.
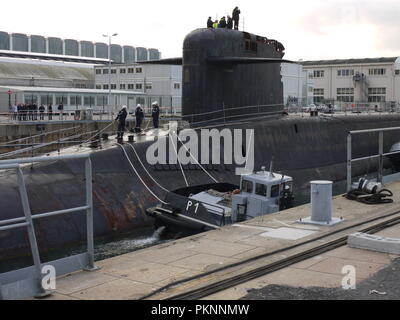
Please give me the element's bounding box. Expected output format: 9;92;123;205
281;63;313;107
94;63;182;113
0;31;161;64
0;56;146;112
0;31;165;113
301;57;400;107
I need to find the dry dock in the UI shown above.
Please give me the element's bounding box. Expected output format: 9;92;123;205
33;180;400;300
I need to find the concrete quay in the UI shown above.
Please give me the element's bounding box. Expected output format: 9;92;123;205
33;181;400;300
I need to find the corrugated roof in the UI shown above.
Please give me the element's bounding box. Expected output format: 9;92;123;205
0;61;94;81
300;57;398;66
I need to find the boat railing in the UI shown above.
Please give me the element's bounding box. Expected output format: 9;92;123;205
0;153;98;300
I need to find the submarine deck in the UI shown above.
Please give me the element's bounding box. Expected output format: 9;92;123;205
32;179;400;300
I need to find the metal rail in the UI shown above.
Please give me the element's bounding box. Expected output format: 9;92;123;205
0;153;98;300
347;126;400;191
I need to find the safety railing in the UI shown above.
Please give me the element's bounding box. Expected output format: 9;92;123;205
0;153;97;300
287;101;400;116
346;126;400;191
181;104;284;127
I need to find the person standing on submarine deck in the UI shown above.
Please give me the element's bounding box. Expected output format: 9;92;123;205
151;101;160;129
116;105;128;138
135;104;144;132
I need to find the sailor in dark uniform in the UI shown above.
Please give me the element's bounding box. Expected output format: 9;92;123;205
151;101;160;129
232;7;240;30
227;16;233;29
135;104;144;132
115;105;128;138
207;17;213;28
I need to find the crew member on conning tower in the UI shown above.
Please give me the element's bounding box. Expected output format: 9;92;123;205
232;6;240;30
207;17;213;28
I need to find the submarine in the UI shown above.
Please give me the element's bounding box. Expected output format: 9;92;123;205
1;28;400;261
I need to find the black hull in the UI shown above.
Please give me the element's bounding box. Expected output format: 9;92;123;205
1;114;400;260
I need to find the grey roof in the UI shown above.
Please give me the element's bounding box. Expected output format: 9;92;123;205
0;60;94;81
300;57;398;67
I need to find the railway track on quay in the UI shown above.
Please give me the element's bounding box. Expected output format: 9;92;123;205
140;210;400;300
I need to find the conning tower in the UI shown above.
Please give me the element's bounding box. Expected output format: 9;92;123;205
182;28;287;124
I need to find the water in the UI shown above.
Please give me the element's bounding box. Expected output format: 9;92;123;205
0;226;170;273
91;226;167;261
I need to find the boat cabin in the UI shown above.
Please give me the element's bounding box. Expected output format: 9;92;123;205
232;168;293;222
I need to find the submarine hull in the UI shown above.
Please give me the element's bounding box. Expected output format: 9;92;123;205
1;114;400;260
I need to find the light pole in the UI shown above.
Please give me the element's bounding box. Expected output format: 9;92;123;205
103;33;118;119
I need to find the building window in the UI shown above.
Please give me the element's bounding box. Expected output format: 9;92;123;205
313;70;325;78
337;69;354;77
368;87;386;102
128;84;134;90
95;85;101;89
55;96;67;105
103;84;109;90
136;97;145;105
24;95;38;104
120;84;126;90
70;96;82;106
111;84;116;90
97;96;107;106
368;68;386;76
395;70;400;75
95;69;102;75
103;69;109;74
145;83;152;90
174;83;180;89
111;69;116;74
40;95;53;105
135;67;142;73
313;88;324;103
128;68;134;73
337;88;354;102
135;83;143;90
84;96;95;106
120;68;126;74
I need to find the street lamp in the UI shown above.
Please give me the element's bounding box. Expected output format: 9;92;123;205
103;33;118;118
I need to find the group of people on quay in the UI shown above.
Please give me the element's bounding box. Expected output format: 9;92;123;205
9;103;64;121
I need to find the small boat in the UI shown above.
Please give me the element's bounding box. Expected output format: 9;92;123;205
146;166;294;236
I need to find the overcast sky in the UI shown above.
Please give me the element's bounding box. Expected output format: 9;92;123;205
1;0;399;61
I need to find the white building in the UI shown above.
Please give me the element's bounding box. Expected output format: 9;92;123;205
94;64;182;114
281;63;313;106
301;57;400;107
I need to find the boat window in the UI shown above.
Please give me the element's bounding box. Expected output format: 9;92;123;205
241;180;253;193
255;183;267;197
271;185;280;197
